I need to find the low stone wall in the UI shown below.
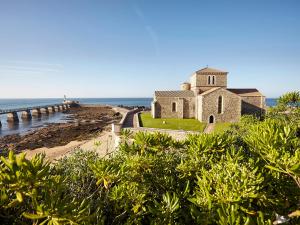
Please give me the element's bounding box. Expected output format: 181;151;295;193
111;108;142;135
154;96;195;119
111;107;142;150
134;112;142;128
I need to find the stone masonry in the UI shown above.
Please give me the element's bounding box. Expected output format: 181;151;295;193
152;67;265;123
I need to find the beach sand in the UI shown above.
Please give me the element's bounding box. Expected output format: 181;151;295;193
23;130;117;162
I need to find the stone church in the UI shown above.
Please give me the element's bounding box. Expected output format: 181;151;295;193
151;67;265;123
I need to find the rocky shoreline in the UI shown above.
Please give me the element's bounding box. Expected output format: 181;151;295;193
0;106;122;154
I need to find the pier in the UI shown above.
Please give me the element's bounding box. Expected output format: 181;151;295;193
0;103;71;124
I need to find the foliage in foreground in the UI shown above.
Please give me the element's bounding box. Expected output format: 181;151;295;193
1;116;300;224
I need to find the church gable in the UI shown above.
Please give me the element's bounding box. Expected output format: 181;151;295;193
198;87;241;123
200;87;240;97
190;67;228;94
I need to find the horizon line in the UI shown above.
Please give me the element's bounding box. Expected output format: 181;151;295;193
0;96;280;99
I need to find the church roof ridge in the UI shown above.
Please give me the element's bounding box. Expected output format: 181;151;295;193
199;87;222;96
195;67;228;74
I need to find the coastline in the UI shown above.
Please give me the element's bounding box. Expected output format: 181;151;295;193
0;98;277;160
0;105;123;157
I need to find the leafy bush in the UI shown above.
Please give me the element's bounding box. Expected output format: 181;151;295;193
1;112;300;224
0;151;89;224
278;91;300;108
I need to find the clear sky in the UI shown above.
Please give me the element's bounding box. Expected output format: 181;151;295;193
0;0;299;98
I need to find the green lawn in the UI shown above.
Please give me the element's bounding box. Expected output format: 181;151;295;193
213;122;232;133
140;113;206;132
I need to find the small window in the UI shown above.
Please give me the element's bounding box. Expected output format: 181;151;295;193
212;75;215;85
207;76;211;85
218;96;223;114
172;102;177;112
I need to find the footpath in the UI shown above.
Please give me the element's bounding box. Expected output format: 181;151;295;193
203;123;215;134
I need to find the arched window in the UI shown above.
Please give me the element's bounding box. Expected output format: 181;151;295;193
212;76;215;85
172;102;177;112
207;76;211;85
218;96;223;114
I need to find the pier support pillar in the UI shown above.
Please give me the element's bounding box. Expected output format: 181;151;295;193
21;110;32;120
7;112;19;123
63;105;67;110
59;105;64;111
40;108;49;114
32;108;41;117
54;106;59;112
48;106;54;113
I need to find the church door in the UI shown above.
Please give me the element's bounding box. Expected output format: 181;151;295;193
209;115;214;123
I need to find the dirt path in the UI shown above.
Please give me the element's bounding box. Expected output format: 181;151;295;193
128;127;199;141
204;123;215;134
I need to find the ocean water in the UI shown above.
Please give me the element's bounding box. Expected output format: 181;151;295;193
0;98;153;110
0;98;277;137
0;98;153;137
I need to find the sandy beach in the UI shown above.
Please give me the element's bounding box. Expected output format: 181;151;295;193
23;130;117;161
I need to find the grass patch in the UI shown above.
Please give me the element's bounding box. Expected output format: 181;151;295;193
213;122;232;133
140;112;206;132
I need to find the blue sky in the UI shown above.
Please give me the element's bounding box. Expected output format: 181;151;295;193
0;0;299;98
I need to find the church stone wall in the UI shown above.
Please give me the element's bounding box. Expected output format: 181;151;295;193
200;88;241;123
196;95;203;120
241;96;266;116
154;97;195;119
195;74;227;87
190;73;227;94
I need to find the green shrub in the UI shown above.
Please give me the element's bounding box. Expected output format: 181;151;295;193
1;111;300;224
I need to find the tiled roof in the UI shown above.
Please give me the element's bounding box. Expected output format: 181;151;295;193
196;67;227;74
155;90;195;97
227;88;264;97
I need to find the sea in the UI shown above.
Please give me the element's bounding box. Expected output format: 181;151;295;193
0;98;277;137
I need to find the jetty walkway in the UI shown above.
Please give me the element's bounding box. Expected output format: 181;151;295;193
0;103;72;126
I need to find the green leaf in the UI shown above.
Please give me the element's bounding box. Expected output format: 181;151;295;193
290;163;300;173
264;165;285;173
289;210;300;218
23;212;48;220
16;192;23;202
6;199;19;208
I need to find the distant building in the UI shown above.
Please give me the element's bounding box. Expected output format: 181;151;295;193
151;67;265;123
